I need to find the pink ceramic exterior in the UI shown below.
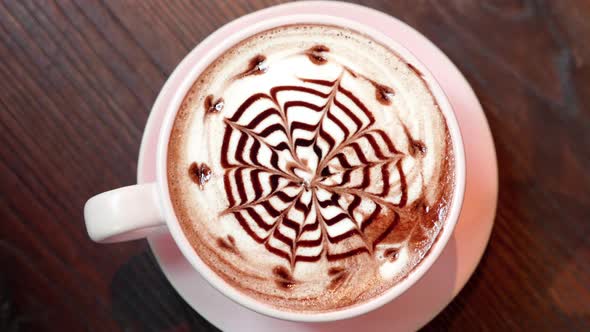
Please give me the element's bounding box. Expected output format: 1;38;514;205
153;14;465;322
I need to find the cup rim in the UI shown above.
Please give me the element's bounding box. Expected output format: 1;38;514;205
155;14;466;322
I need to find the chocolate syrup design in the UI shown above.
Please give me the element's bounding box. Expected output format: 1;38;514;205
214;48;430;278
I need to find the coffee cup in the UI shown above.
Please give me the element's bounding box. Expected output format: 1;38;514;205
85;14;465;322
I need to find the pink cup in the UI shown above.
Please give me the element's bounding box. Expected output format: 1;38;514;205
85;14;465;322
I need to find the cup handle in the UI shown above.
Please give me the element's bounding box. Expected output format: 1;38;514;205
84;183;166;243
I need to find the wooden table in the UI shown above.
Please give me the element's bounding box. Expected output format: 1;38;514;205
1;1;588;331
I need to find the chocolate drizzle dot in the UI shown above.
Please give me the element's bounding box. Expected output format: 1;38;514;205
188;162;212;190
204;95;224;114
273;266;296;290
409;140;427;157
383;247;400;262
375;84;395;105
343;66;394;105
236;55;268;78
305;45;330;65
402;125;427;157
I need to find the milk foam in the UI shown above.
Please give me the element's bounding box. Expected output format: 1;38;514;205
167;24;454;312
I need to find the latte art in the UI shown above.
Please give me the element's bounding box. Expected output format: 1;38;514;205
221;72;408;268
168;25;454;312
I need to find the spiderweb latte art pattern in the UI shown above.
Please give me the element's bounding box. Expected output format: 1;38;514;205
211;41;452;292
221;73;406;265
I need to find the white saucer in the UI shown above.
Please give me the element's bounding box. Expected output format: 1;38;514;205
137;2;498;331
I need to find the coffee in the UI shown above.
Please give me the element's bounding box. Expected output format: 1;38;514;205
167;24;455;312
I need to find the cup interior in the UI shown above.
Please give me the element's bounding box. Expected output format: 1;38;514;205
155;14;466;322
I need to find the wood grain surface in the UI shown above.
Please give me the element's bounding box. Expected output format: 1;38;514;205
1;0;589;331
